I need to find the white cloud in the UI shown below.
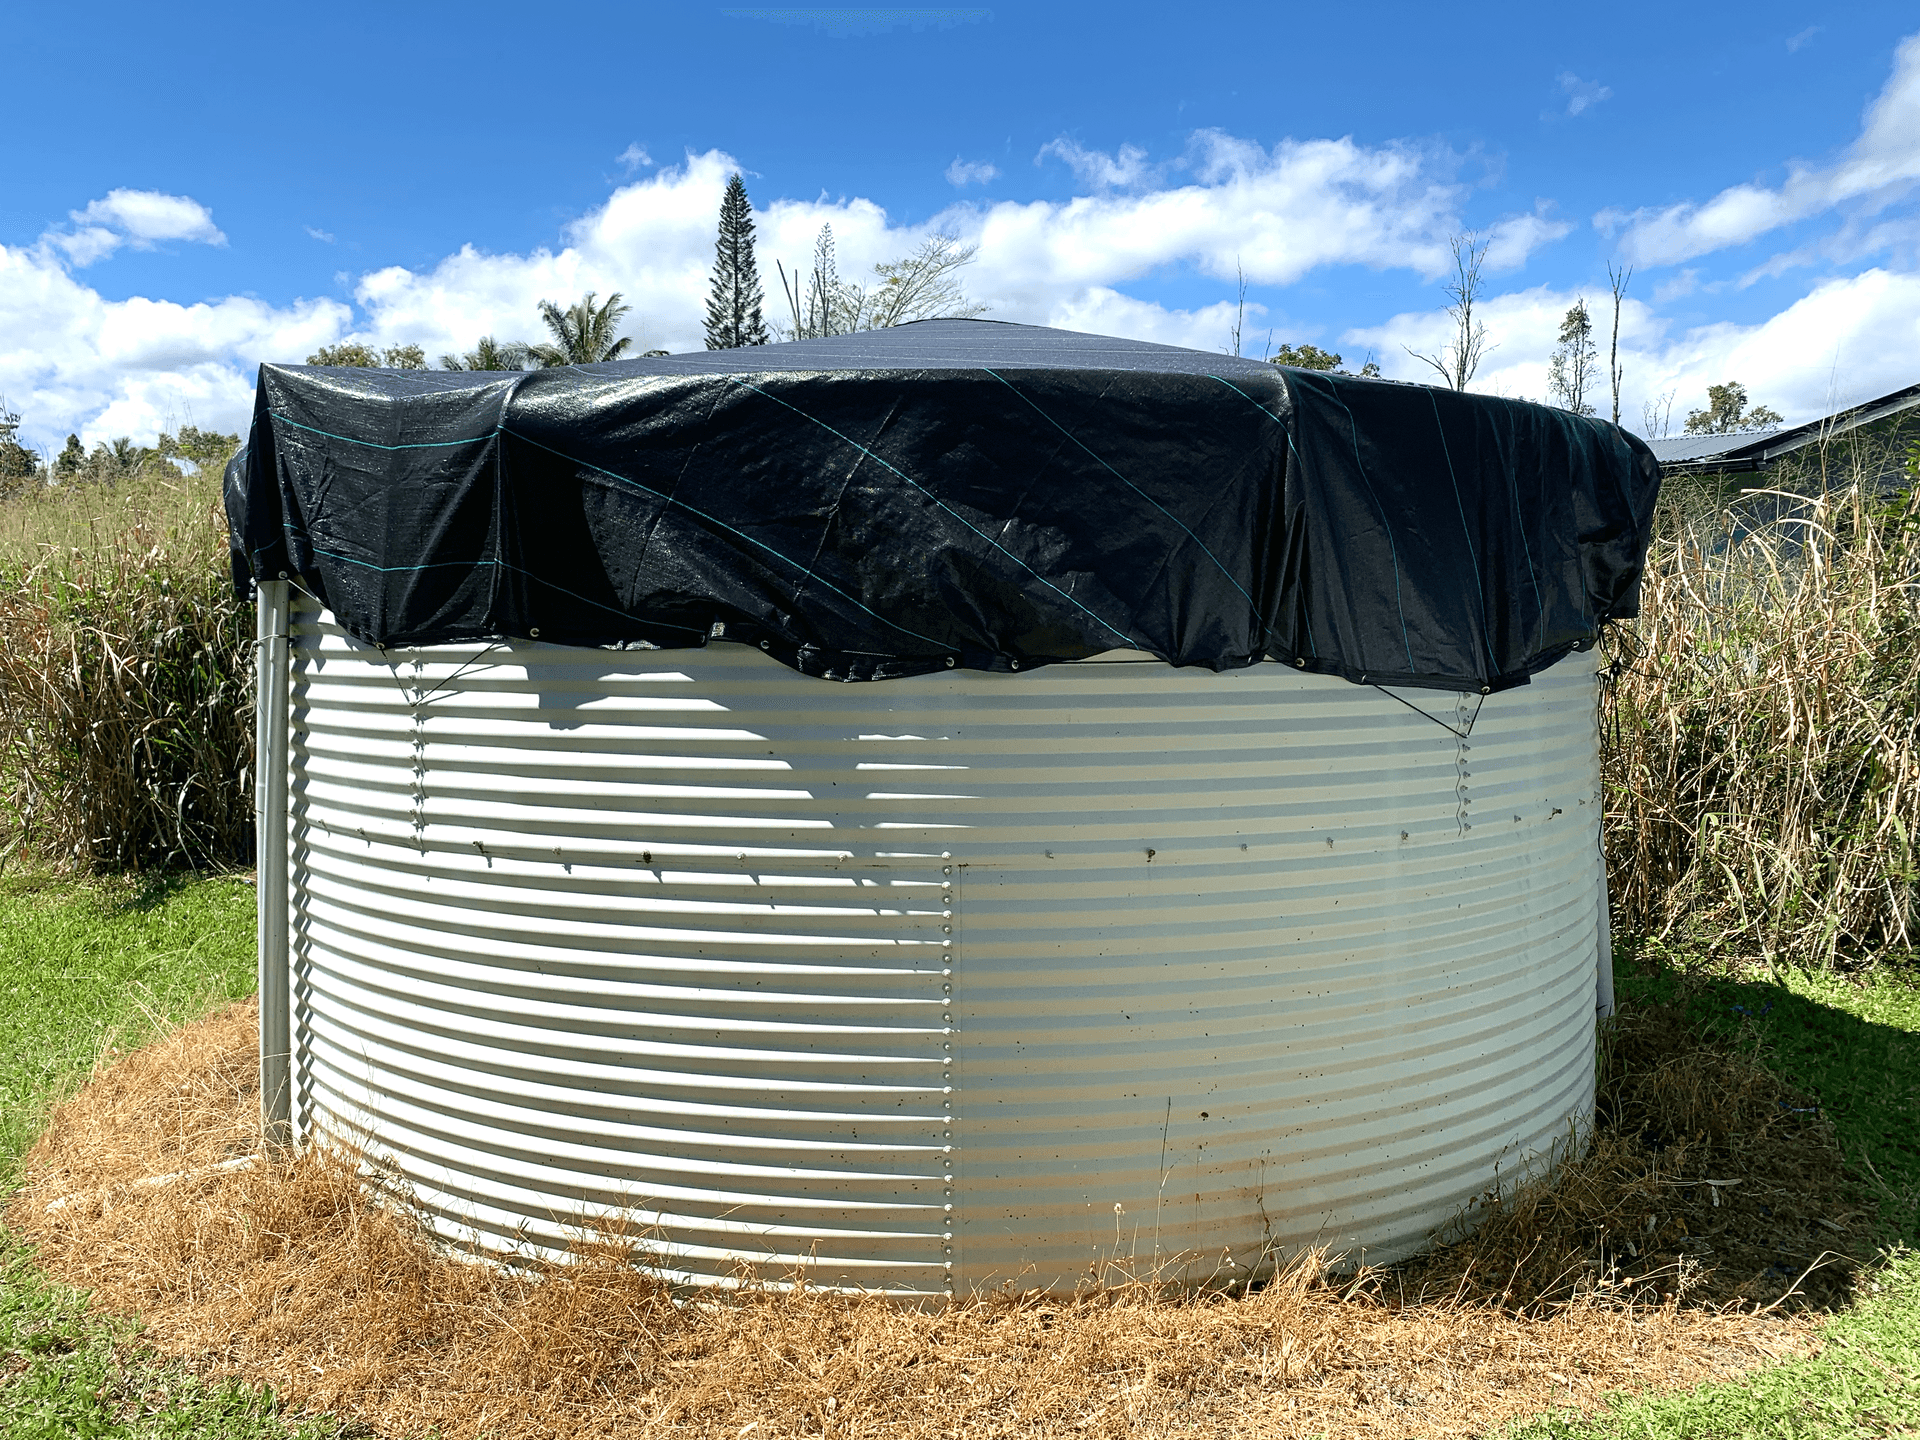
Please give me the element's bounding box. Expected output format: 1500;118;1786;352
617;143;653;173
343;135;1565;364
1484;206;1575;270
0;131;1564;446
945;157;999;187
1641;268;1920;422
0;241;348;450
1603;31;1920;266
1787;25;1821;53
1045;287;1258;354
75;189;226;245
43;189;227;267
1036;138;1155;190
1348;267;1920;432
1558;72;1612;117
1653;269;1700;302
305;225;336;243
52;227;125;267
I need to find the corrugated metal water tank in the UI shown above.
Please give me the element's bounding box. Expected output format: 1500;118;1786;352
286;594;1605;1301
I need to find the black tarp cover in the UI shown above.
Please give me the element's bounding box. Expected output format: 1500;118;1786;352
226;319;1660;692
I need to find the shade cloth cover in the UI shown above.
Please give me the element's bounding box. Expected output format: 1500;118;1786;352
225;318;1660;692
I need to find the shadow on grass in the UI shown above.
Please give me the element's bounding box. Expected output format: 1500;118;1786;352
113;868;203;915
1621;948;1920;1248
1389;947;1920;1318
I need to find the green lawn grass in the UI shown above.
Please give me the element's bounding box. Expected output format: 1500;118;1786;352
1505;951;1920;1439
0;869;333;1440
1510;1247;1920;1439
0;867;257;1173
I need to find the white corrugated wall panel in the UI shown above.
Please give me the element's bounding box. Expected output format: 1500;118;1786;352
285;596;1602;1299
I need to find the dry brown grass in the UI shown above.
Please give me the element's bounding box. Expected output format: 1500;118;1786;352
0;464;252;871
9;998;1856;1440
1603;467;1920;969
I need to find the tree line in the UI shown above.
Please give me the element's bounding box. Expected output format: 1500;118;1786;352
0;406;241;499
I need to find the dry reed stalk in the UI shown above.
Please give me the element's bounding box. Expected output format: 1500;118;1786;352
10;1004;1833;1440
0;466;252;871
1604;466;1920;969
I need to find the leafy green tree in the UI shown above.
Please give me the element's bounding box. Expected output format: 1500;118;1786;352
705;174;771;350
528;292;633;366
306;342;428;368
1269;344;1380;377
1547;299;1598;416
54;434;84;482
1271;343;1342;371
0;401;40;496
1684;381;1785;435
440;337;531;371
156;425;242;476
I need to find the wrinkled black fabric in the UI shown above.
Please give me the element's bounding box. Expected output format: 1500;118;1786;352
225;318;1659;691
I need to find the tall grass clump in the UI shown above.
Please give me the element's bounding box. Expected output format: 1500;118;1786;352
1603;442;1920;970
0;462;253;872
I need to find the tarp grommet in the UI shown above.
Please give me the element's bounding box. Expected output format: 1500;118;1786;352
530;628;540;639
945;656;956;668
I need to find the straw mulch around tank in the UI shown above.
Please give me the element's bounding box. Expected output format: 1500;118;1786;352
6;993;1873;1440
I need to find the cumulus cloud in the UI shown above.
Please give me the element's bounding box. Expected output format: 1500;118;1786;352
1557;73;1612;117
945;157;999;187
617;143;653;173
46;189;227;266
1602;31;1920;267
341;136;1565;366
2;130;1563;445
0;242;347;450
1349;267;1920;432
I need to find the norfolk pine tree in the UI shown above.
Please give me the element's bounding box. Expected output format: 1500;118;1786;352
705;174;770;350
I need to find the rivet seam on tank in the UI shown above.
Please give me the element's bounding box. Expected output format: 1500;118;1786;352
1455;722;1473;836
941;850;955;1297
410;653;428;842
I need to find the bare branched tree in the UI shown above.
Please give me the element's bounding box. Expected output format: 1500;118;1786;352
863;235;989;328
1607;263;1632;428
1227;259;1247;357
1641;388;1677;440
778;227;986;338
1406;232;1493;391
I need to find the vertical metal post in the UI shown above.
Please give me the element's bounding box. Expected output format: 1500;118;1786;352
255;578;293;1152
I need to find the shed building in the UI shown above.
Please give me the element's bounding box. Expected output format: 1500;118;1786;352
232;320;1660;1299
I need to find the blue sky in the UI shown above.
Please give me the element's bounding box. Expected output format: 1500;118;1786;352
7;1;1920;449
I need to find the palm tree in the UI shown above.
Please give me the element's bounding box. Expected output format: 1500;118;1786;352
526;292;633;366
439;336;530;371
